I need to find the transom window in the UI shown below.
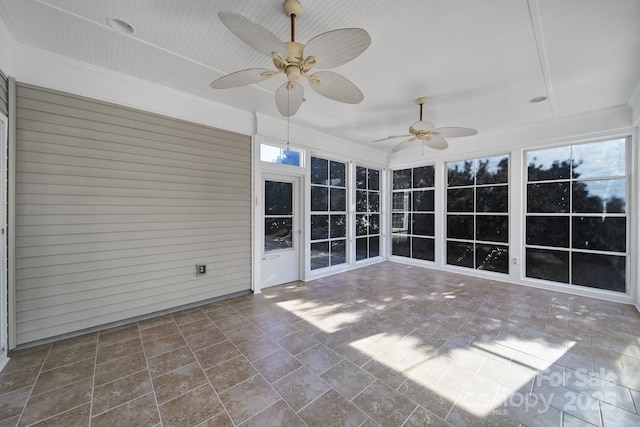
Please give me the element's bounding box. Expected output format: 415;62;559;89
260;143;303;167
525;138;627;292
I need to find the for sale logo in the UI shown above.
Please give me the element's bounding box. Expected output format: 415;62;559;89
493;367;619;416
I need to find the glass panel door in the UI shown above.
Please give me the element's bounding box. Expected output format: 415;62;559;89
261;175;301;288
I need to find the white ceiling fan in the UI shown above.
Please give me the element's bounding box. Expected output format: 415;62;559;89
374;97;478;152
210;0;371;117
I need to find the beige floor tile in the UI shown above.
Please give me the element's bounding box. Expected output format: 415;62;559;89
205;355;258;392
92;393;159;427
172;308;208;326
196;411;234;427
138;313;174;330
352;380;418;427
296;344;343;376
142;332;187;358
320;359;376;400
147;346;195;378
478;356;538;391
159;385;223;427
218;375;280;425
240;399;306;427
253;348;302;382
405;406;452;426
277;330;320;355
562;411;598;426
272;367;330;410
94;351;147;386
178;318;215;337
564;366;636;413
630;389;640;414
398;369;459;419
362;357;409;389
185;327;226;351
222;324;264;346
28;403;90;427
92;371;153;415
47;334;98;354
18;378;92;426
98;323;140;348
600;401;640;427
212;314;249;332
298;389;368;427
234;334;282;362
202;305;238;322
0;368;39;396
2;348;49;374
194;340;240;370
259;320;300;340
0;386;31;422
152;362;208;404
4;263;638;427
32;357;95;396
140;322;180;342
96;337;143;364
334;342;376;367
42;340;96;370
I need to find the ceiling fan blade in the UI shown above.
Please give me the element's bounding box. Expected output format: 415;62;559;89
424;135;449;150
304;28;371;69
392;138;416;153
219;11;286;58
434;127;478;138
308;71;364;104
210;68;275;89
372;134;412;143
275;81;304;117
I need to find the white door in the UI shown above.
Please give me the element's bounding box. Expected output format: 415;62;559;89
261;175;301;288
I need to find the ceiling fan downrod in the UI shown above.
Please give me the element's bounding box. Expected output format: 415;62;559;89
417;96;427;121
284;0;302;43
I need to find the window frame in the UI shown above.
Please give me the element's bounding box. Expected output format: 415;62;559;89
445;154;511;274
523;138;629;293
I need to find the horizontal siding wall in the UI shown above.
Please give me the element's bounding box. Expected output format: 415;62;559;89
14;83;251;345
0;69;7;116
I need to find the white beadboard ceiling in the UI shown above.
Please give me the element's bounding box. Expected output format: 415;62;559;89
1;0;639;150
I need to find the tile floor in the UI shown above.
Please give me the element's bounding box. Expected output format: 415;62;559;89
1;262;640;426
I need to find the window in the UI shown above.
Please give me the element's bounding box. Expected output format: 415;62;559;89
355;166;381;261
391;165;435;261
446;155;509;273
525;139;627;292
260;143;303;167
264;181;293;252
310;157;347;270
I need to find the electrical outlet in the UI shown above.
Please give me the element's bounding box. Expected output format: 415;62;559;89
196;264;206;276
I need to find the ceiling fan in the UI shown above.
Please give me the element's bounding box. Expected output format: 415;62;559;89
210;0;371;117
374;97;478;152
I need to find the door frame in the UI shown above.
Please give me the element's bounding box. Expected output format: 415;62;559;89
0;114;8;369
254;171;304;293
